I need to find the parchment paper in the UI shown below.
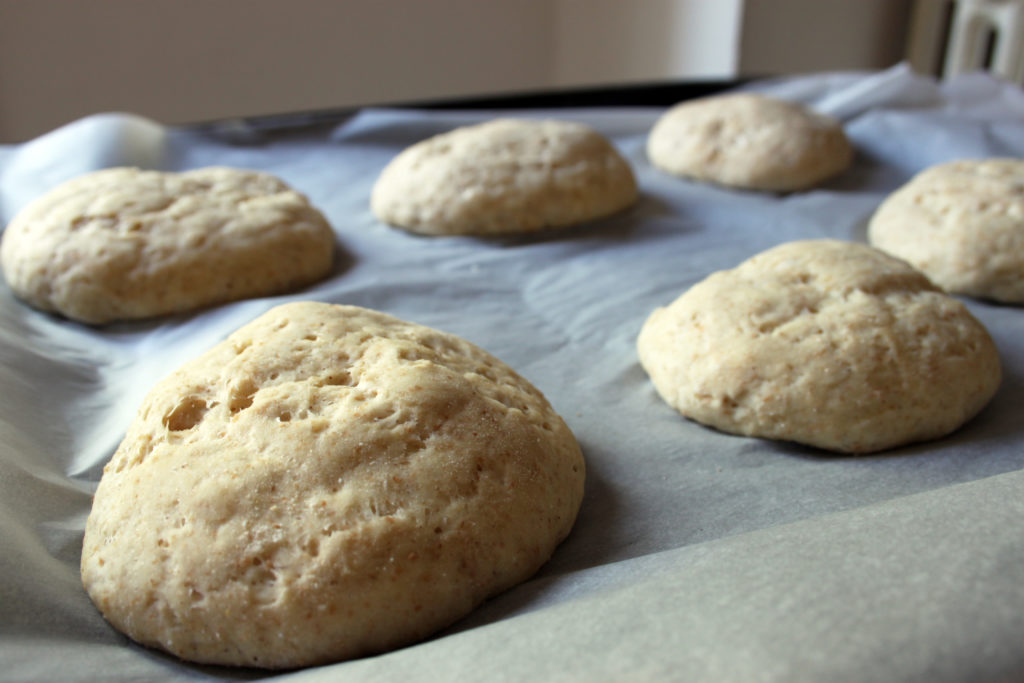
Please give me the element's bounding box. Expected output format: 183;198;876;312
2;64;1023;682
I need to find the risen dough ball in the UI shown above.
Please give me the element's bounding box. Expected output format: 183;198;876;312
81;302;584;668
638;240;1001;453
647;93;853;192
868;158;1024;303
0;167;334;324
371;118;638;235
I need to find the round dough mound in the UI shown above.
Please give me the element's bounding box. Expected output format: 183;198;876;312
637;240;1001;454
0;167;334;324
81;302;584;668
370;118;638;235
647;93;853;192
868;158;1024;303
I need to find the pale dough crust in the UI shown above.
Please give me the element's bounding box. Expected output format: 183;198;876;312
81;302;584;668
647;93;853;192
868;158;1024;303
371;118;638;235
0;167;335;324
637;240;1001;453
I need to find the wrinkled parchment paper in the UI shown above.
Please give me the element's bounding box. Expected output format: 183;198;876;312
2;64;1024;682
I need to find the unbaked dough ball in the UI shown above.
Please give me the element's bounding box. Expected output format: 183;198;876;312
0;167;335;324
647;93;853;192
868;158;1024;303
637;240;1000;453
371;118;638;235
81;302;584;668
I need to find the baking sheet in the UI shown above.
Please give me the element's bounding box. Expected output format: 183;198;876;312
2;64;1024;682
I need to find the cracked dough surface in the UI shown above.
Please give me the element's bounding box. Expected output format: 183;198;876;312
637;240;1001;453
646;93;853;192
80;301;584;668
868;158;1024;303
370;118;638;235
0;167;334;324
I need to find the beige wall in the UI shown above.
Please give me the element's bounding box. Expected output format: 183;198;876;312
0;0;558;141
739;0;914;75
0;0;913;143
552;0;743;86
